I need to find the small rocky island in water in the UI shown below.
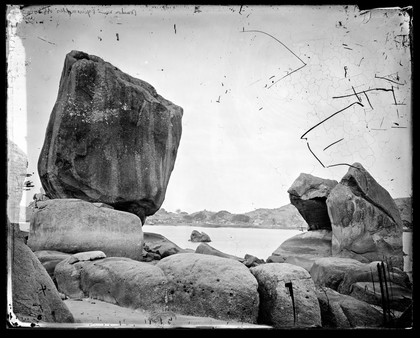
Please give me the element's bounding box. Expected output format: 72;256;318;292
7;51;412;329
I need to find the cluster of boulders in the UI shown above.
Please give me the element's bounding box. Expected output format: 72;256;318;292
7;50;412;328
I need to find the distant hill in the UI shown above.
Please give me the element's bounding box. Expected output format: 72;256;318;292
144;203;308;230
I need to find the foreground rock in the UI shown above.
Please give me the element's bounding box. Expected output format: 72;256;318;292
9;221;74;324
316;286;383;328
55;255;168;311
394;197;412;230
38;50;183;223
189;229;211;242
288;173;337;230
327;163;404;268
250;263;321;328
28;199;144;260
143;232;191;261
195;243;244;262
157;253;259;323
267;230;332;271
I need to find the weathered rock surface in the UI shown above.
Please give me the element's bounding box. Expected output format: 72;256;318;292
9;221;74;324
157;253;259;323
267;230;332;271
250;263;321;328
38;50;183;223
189;229;211;242
27;199;144;260
243;254;265;268
55;256;168;311
326;163;404;268
288;173;338;230
316;286;383;328
7;139;28;223
143;232;190;261
195;242;244;262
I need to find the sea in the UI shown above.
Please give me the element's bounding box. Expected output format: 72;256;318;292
143;225;302;260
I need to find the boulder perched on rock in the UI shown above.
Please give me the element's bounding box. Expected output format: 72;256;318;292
189;229;211;242
195;242;244;262
27;199;144;260
288;173;338;230
267;230;332;271
243;254;265;268
143;232;190;261
326;163;404;268
55;256;168;311
38;50;183;223
157;253;259;323
9;221;74;324
250;263;321;328
316;286;383;328
7;139;28;223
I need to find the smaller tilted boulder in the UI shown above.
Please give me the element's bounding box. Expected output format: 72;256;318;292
288;173;338;230
195;242;244;262
189;229;211;242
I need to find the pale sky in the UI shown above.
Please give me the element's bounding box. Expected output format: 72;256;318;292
7;5;412;214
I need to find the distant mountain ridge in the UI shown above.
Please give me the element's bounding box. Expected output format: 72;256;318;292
144;203;308;230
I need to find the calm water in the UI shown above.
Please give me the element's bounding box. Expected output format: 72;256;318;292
143;225;303;260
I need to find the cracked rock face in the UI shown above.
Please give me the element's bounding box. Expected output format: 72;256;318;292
288;173;338;230
38;50;183;223
326;163;403;268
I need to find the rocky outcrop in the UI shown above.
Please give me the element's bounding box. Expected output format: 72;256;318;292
27;199;144;260
7;139;28;223
243;254;265;268
250;263;321;328
309;257;411;311
55;255;168;311
267;230;332;271
316;286;383;328
189;229;211;242
288;173;338;230
195;242;244;262
38;50;183;223
143;232;190;261
156;253;259;323
326;163;403;268
9;221;74;324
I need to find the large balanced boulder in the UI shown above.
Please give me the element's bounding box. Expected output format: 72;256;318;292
267;230;332;271
157;253;259;323
326;163;404;268
9;221;74;324
316;286;383;328
250;263;321;328
38;50;183;224
288;173;338;230
55;255;168;311
27;199;144;260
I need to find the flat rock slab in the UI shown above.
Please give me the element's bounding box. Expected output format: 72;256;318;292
28;199;143;260
250;263;321;328
157;253;259;324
